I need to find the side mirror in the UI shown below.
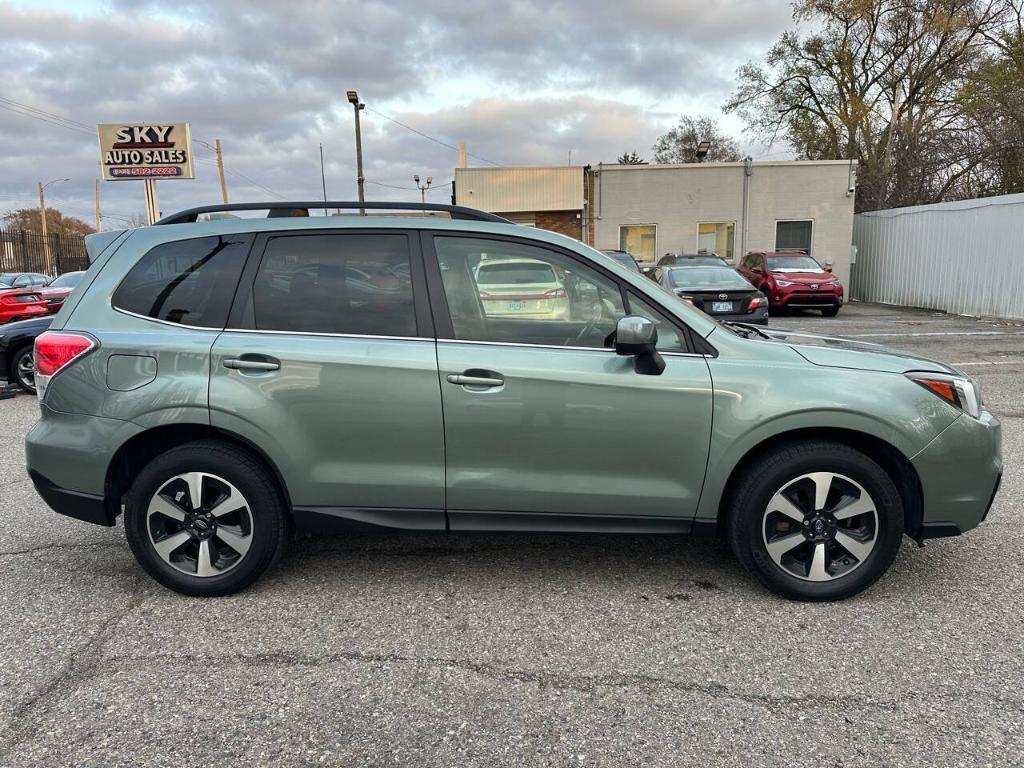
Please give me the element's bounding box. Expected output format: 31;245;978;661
614;315;665;375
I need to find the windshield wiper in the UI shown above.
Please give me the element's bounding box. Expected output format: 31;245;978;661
724;321;772;340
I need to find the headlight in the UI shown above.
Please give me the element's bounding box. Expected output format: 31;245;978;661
775;280;794;287
906;372;982;418
831;278;842;286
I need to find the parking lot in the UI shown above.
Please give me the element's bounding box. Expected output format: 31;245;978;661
0;301;1021;767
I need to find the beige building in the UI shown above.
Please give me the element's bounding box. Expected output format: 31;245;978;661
454;159;858;287
592;160;858;286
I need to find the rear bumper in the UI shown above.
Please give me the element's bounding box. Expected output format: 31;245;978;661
708;308;769;325
1;306;48;324
29;470;115;526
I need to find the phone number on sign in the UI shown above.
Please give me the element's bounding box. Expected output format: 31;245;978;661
109;166;183;177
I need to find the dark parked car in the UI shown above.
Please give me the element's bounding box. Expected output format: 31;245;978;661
0;315;52;393
599;249;641;273
655;265;768;325
738;252;843;316
39;271;85;314
0;272;51;289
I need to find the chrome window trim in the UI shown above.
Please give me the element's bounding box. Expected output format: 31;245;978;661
438;338;708;357
112;306;222;332
224;327;431;343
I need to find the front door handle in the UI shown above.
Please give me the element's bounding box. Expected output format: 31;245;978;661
446;373;504;387
224;357;280;372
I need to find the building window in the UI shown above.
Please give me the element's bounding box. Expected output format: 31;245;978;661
619;225;657;263
775;220;813;253
697;222;735;262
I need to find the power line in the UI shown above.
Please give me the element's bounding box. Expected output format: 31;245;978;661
364;107;502;166
0;101;94;136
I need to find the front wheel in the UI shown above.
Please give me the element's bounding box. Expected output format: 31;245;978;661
822;306;840;317
727;441;903;601
124;441;288;596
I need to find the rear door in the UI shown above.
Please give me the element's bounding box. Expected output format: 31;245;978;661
424;232;714;528
210;229;445;525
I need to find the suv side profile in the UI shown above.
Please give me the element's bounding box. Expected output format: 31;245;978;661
27;202;1001;601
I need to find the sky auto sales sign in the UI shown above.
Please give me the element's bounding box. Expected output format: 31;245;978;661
97;123;194;180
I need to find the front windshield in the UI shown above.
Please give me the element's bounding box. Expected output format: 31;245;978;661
767;254;823;272
49;272;82;288
667;267;751;290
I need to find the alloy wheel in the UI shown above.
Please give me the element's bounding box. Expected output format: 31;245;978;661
761;471;879;582
16;349;35;390
146;471;254;577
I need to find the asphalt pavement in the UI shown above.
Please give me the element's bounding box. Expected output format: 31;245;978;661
1;301;1021;767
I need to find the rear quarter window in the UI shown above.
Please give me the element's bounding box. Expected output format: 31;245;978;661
112;235;251;328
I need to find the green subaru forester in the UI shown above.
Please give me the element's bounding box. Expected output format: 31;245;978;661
26;202;1002;601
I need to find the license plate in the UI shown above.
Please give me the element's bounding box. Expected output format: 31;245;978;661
711;301;732;313
506;301;527;311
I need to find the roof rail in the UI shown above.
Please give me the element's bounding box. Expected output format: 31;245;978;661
154;201;510;225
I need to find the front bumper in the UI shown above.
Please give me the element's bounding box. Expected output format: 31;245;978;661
773;289;843;309
911;409;1002;536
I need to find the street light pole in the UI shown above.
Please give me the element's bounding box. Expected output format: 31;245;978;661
37;178;69;275
414;174;432;208
346;90;366;213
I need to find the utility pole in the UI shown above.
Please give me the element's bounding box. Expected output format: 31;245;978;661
95;179;101;231
346;90;366;212
414;175;432;209
215;139;229;204
37;178;69;274
320;143;329;215
143;179;160;225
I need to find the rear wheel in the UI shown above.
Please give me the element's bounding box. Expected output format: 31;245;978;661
11;343;36;394
727;440;903;601
124;441;287;596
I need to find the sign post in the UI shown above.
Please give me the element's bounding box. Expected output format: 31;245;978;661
97;123;194;225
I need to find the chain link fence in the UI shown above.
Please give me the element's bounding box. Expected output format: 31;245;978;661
0;228;89;276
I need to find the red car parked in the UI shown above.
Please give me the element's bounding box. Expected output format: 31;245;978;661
0;284;49;324
38;270;85;314
738;251;844;316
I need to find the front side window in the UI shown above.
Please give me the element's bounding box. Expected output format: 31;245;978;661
251;233;415;336
434;236;626;348
619;225;657;263
697;222;735;262
626;292;688;353
775;220;813;253
112;235;250;328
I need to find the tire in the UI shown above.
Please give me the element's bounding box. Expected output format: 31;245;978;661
124;440;288;597
726;440;903;601
10;343;36;394
822;306;840;317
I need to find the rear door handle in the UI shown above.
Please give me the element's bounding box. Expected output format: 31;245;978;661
224;357;280;372
446;373;504;387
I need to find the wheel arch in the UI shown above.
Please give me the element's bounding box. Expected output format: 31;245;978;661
103;423;293;522
708;427;924;540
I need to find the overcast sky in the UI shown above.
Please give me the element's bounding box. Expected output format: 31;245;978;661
0;0;795;228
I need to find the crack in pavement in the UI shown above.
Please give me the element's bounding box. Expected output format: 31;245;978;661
100;648;950;714
0;540;122;558
0;579;151;761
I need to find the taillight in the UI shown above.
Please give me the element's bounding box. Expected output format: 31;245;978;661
747;295;768;311
33;331;97;401
542;288;567;299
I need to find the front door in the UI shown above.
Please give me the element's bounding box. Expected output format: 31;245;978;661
210;230;445;523
425;233;713;528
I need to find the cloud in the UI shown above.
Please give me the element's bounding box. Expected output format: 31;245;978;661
0;0;792;225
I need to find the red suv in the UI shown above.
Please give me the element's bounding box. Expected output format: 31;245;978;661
738;252;843;316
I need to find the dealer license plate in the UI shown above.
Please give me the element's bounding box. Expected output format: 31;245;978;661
711;301;733;313
507;301;527;311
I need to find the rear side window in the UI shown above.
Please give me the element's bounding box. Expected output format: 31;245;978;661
113;235;250;328
251;233;416;336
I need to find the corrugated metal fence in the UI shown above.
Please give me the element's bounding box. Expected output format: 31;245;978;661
0;227;89;276
851;193;1024;320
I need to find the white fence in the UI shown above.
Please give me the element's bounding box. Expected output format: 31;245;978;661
852;193;1024;320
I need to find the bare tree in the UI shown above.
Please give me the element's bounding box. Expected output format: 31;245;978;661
616;151;646;164
725;0;1020;211
652;115;741;163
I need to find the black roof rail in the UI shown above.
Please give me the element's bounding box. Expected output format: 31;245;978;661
154;201;510;225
